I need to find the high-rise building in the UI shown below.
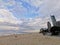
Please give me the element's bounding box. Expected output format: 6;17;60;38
47;22;51;31
51;15;56;26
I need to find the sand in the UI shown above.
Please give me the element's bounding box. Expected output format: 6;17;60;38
0;33;60;45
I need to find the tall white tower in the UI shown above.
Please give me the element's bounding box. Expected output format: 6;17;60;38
51;15;56;26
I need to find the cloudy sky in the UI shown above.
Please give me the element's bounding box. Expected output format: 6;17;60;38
0;0;60;33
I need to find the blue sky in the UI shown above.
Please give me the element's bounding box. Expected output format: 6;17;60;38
4;0;39;19
0;0;60;33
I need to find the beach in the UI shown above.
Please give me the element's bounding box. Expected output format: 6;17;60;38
0;33;60;45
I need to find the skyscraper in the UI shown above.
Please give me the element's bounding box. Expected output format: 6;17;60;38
47;22;51;31
51;15;56;26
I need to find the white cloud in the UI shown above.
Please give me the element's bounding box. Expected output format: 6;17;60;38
0;9;20;30
30;0;43;7
36;0;60;28
5;0;15;6
21;0;60;31
0;25;19;30
23;30;40;32
0;0;15;7
0;0;60;32
39;0;60;16
22;0;43;8
19;17;50;32
0;9;18;24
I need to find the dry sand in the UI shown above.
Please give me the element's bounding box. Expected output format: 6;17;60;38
0;33;60;45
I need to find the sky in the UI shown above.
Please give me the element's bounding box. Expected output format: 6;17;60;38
0;0;60;33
